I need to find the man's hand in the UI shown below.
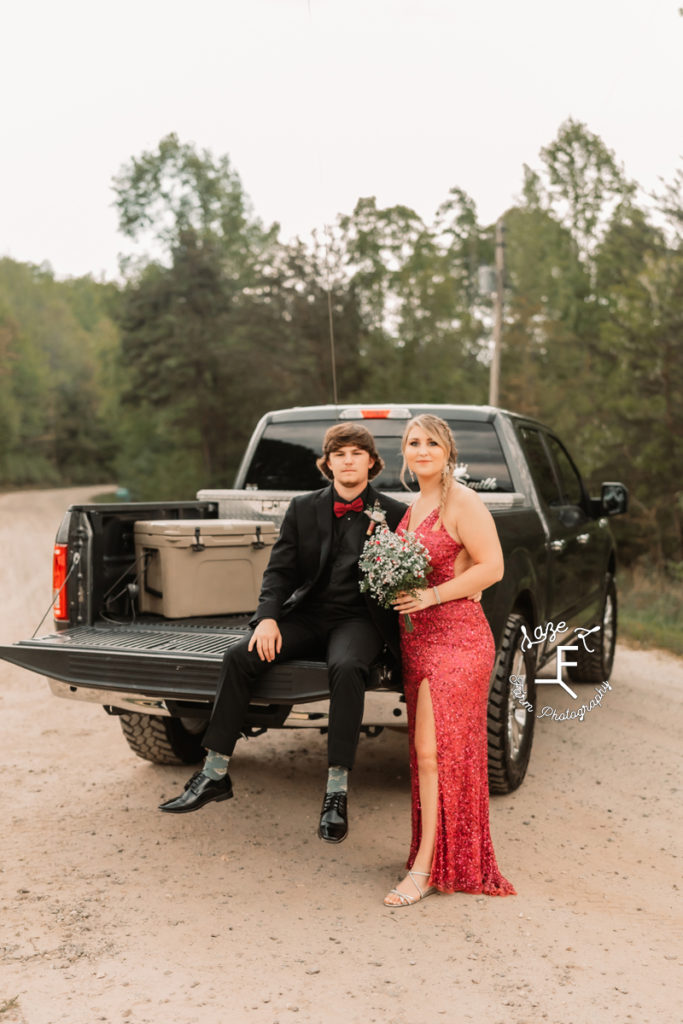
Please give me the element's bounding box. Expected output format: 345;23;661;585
248;618;282;662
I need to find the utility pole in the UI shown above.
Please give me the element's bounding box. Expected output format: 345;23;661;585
488;217;505;407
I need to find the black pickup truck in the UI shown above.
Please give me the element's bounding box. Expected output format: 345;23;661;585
0;404;627;793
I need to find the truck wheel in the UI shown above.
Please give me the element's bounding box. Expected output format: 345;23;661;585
567;578;617;684
487;613;536;795
119;713;206;765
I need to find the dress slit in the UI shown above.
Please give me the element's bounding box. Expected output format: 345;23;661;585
411;675;439;875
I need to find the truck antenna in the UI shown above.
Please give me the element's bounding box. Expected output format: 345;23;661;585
324;224;339;404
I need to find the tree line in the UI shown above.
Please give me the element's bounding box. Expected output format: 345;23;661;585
0;121;681;570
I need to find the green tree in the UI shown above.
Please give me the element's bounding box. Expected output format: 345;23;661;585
594;196;683;565
338;192;489;403
501;129;682;569
113;133;277;276
500;121;640;487
0;259;118;487
262;234;368;406
501;204;594;433
113;138;283;496
539;118;635;256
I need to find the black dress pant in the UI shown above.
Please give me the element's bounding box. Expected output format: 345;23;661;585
201;605;384;770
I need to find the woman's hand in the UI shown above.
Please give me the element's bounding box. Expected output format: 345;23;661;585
392;589;435;614
393;586;482;615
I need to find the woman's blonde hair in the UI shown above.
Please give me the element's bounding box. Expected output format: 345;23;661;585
400;414;459;516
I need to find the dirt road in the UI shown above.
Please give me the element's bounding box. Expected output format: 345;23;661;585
0;487;680;1024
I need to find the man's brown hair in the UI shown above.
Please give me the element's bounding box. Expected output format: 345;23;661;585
316;422;385;481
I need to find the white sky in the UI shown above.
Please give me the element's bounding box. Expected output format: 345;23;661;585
1;0;681;281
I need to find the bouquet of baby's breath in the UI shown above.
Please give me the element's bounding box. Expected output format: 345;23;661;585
358;526;432;632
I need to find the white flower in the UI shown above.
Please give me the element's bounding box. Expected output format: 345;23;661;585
364;499;387;535
364;500;387;525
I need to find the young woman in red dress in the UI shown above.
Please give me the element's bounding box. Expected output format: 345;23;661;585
384;415;516;907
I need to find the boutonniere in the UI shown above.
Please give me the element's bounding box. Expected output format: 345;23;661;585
364;500;387;535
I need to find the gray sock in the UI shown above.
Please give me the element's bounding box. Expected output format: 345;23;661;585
326;765;349;794
203;749;230;781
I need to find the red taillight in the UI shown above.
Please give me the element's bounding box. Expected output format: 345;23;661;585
52;544;69;621
339;406;411;420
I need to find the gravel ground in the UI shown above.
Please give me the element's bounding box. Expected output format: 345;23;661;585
0;486;680;1024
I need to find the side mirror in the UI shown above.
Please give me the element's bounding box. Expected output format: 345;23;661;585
600;482;628;516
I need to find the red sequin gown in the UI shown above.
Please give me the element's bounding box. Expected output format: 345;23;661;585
398;507;515;896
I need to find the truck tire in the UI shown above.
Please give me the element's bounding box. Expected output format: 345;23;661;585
487;613;536;795
567;577;617;684
119;713;206;765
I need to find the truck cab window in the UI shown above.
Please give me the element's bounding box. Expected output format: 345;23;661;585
517;427;561;508
245;419;514;493
545;435;585;508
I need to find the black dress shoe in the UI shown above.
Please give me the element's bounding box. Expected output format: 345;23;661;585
318;791;348;843
159;770;233;813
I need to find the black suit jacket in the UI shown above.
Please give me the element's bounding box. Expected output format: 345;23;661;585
252;483;408;661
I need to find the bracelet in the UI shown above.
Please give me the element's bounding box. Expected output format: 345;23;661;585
433;586;441;605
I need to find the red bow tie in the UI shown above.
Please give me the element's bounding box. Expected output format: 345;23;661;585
333;497;364;517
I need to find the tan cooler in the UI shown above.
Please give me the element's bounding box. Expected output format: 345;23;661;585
134;519;278;618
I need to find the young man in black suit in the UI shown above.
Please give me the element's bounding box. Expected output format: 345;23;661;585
159;422;407;843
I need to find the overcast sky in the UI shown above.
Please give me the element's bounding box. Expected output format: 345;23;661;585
2;0;681;281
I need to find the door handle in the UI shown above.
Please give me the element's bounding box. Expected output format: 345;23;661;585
577;533;590;545
550;539;566;552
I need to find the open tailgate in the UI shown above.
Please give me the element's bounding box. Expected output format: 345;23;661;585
0;623;331;704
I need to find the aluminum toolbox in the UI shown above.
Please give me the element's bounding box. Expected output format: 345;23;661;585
134;519;277;618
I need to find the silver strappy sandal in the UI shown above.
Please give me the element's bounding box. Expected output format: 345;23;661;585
383;869;437;907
